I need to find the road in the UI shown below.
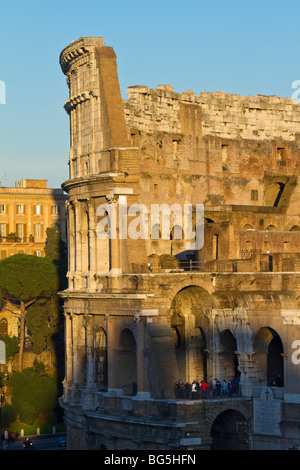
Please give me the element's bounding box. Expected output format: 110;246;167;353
2;436;66;451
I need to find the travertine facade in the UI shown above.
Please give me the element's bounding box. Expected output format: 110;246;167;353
59;37;300;450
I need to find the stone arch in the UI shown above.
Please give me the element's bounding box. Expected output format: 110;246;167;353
289;225;300;231
210;409;250;450
265;224;277;231
167;277;216;301
94;327;108;391
118;327;137;395
170;285;212;381
264;182;285;207
253;327;284;386
170;224;184;240
242;224;253;230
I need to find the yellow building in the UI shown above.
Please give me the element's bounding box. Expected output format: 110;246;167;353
0;178;66;259
0;179;67;345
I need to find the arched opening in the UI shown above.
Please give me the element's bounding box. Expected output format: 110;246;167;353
290;225;300;231
265;182;285;207
253;327;284;386
211;410;249;450
170;286;212;383
265;224;277;231
0;319;8;336
94;328;107;391
118;328;137;395
218;329;239;381
170;225;183;240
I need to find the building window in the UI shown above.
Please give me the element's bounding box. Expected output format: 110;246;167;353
35;250;41;257
0;250;7;259
221;144;229;170
35;204;41;215
0;319;8;336
52;205;59;215
251;189;258;201
172;140;178;159
0;204;5;214
283;241;290;252
17;204;24;214
16;223;24;240
0;224;6;237
277;147;286;166
34;223;41;238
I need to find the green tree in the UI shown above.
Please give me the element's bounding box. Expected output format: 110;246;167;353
26;298;60;354
0;254;58;372
9;368;58;425
44;226;68;290
0;335;19;358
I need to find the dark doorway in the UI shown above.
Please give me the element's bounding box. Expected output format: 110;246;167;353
211;409;249;450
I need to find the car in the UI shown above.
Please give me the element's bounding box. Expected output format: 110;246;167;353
58;436;66;447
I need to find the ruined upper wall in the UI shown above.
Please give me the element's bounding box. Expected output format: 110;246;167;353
124;85;300;141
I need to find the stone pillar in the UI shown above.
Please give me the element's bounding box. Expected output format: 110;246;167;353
70;313;82;403
82;315;95;409
106;195;121;291
63;312;72;403
105;315;123;396
74;201;82;289
88;202;97;289
133;317;150;399
281;311;300;403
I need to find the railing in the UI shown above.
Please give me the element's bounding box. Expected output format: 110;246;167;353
179;260;205;271
0;236;35;243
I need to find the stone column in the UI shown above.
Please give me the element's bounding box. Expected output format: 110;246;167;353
82;315;95;409
106;195;121;290
70;313;81;404
63;312;73;403
133;317;150;400
73;200;82;289
105;315;123;396
88;201;97;290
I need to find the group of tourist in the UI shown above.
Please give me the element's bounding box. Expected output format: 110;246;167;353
174;377;240;400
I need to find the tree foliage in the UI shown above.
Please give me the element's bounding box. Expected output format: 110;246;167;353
26;298;60;355
0;254;59;371
0;335;19;358
44;226;68;290
0;253;58;303
9;366;58;425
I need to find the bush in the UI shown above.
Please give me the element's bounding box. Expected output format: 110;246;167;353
1;404;17;429
0;335;19;358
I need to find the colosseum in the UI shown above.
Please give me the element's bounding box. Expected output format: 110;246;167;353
58;36;300;450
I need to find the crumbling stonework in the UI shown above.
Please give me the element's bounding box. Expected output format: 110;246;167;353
59;36;300;450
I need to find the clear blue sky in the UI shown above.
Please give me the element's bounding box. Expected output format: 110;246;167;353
1;0;300;189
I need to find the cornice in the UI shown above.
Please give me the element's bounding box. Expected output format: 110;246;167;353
0;194;66;202
59;37;105;74
63;90;98;114
61;172;125;192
